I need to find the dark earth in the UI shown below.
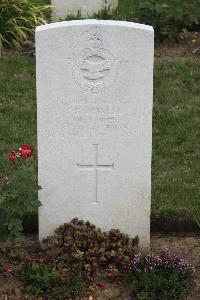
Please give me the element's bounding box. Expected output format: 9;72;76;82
155;31;200;59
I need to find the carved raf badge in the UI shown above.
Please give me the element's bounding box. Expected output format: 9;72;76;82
73;31;117;93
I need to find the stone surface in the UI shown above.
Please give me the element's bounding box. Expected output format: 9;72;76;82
52;0;118;20
36;20;154;247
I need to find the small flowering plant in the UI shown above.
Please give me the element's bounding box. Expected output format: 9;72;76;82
127;248;195;275
0;144;40;240
123;248;195;299
145;248;195;274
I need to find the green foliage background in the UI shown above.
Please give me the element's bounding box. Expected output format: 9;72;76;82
117;0;200;39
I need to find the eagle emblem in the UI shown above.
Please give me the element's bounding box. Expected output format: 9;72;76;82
80;60;112;80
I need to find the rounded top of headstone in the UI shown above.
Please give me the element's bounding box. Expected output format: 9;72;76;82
36;19;154;33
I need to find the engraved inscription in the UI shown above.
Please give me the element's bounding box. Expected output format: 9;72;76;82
67;101;136;137
77;144;114;204
61;97;136;138
73;32;117;93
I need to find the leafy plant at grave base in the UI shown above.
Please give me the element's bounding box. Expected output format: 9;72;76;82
41;218;139;276
68;270;86;298
22;263;59;296
21;220;195;298
122;248;195;300
0;0;50;54
0;159;41;240
22;263;86;298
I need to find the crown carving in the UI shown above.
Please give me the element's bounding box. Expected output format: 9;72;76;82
88;32;103;49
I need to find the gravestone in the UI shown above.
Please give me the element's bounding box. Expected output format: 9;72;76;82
52;0;118;20
36;20;154;247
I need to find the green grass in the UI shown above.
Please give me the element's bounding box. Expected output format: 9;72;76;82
0;58;36;176
152;59;200;223
0;57;199;226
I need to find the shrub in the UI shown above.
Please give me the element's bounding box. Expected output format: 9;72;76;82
0;160;41;240
0;0;50;54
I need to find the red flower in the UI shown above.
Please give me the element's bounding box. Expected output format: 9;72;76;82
3;267;12;273
21;144;33;157
9;144;33;162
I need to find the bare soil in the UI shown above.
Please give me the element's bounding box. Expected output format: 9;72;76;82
155;31;200;59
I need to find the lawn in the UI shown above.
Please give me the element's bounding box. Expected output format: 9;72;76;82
0;57;199;228
152;59;200;227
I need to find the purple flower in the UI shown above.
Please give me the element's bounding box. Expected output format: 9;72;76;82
128;254;142;273
127;248;195;274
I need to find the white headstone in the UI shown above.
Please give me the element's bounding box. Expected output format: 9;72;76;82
36;20;154;247
52;0;118;20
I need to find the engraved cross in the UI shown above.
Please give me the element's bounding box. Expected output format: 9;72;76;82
77;144;114;204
